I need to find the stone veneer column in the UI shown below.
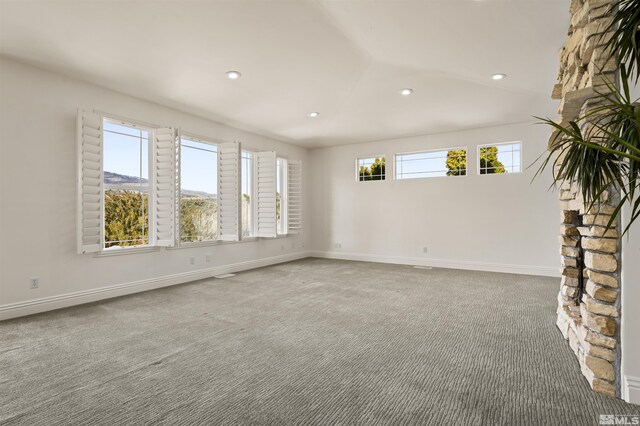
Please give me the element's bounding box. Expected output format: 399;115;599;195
552;0;623;398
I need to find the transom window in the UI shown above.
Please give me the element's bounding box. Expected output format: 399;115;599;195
102;119;150;248
478;142;521;174
357;156;386;181
179;136;218;243
395;148;467;180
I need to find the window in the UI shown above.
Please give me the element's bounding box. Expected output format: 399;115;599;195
395;148;466;180
103;119;151;248
241;150;254;238
277;157;288;235
78;110;294;253
179;136;218;243
478;142;521;174
357;156;386;181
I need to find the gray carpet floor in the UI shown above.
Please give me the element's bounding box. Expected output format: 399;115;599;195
1;258;639;425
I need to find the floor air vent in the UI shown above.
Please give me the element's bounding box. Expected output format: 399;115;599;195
214;274;236;279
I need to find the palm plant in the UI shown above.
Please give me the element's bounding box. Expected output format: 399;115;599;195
536;0;640;234
603;0;640;82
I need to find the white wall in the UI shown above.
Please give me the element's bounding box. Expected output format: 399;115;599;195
309;123;560;276
620;81;640;405
622;204;640;404
0;57;310;318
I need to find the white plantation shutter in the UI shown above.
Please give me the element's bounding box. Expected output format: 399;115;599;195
77;109;104;254
153;127;178;247
288;159;302;234
217;141;241;241
174;130;182;246
255;151;277;238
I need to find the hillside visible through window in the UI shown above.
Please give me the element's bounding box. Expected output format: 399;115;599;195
104;124;221;248
103;120;149;248
179;137;218;243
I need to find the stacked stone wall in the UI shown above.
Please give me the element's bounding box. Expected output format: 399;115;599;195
552;0;622;398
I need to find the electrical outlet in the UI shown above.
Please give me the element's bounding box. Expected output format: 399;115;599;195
291;242;295;249
281;245;284;251
334;243;342;249
190;257;196;265
206;255;212;263
30;277;39;289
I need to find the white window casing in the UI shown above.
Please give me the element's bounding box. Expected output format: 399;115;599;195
255;151;277;238
152;127;179;247
287;159;302;234
77;109;104;254
218;141;241;241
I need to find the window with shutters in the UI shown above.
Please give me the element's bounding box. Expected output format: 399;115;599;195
179;136;218;243
277;157;288;235
217;142;241;242
241;150;254;238
103;118;151;248
255;151;277;238
79;110;295;253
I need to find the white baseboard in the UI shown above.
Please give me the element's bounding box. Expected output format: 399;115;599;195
309;250;560;277
0;251;311;321
623;375;640;405
0;250;559;321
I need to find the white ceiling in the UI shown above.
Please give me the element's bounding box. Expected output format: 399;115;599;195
0;0;568;148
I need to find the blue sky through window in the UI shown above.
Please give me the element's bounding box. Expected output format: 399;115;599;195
495;143;520;172
180;138;217;196
103;120;219;195
103;121;148;181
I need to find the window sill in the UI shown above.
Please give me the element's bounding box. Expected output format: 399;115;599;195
477;171;523;176
168;240;231;250
93;246;161;257
395;174;468;182
166;235;290;250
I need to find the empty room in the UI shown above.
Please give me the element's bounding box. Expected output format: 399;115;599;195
1;0;640;424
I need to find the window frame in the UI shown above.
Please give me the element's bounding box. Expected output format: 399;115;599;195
394;146;468;181
477;141;522;176
177;132;220;247
101;115;154;251
355;155;387;182
241;148;257;240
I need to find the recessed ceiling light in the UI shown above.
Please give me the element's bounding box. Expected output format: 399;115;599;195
225;71;241;80
492;73;507;81
308;112;320;118
400;88;413;96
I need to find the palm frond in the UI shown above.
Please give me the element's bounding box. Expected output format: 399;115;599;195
601;0;640;82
